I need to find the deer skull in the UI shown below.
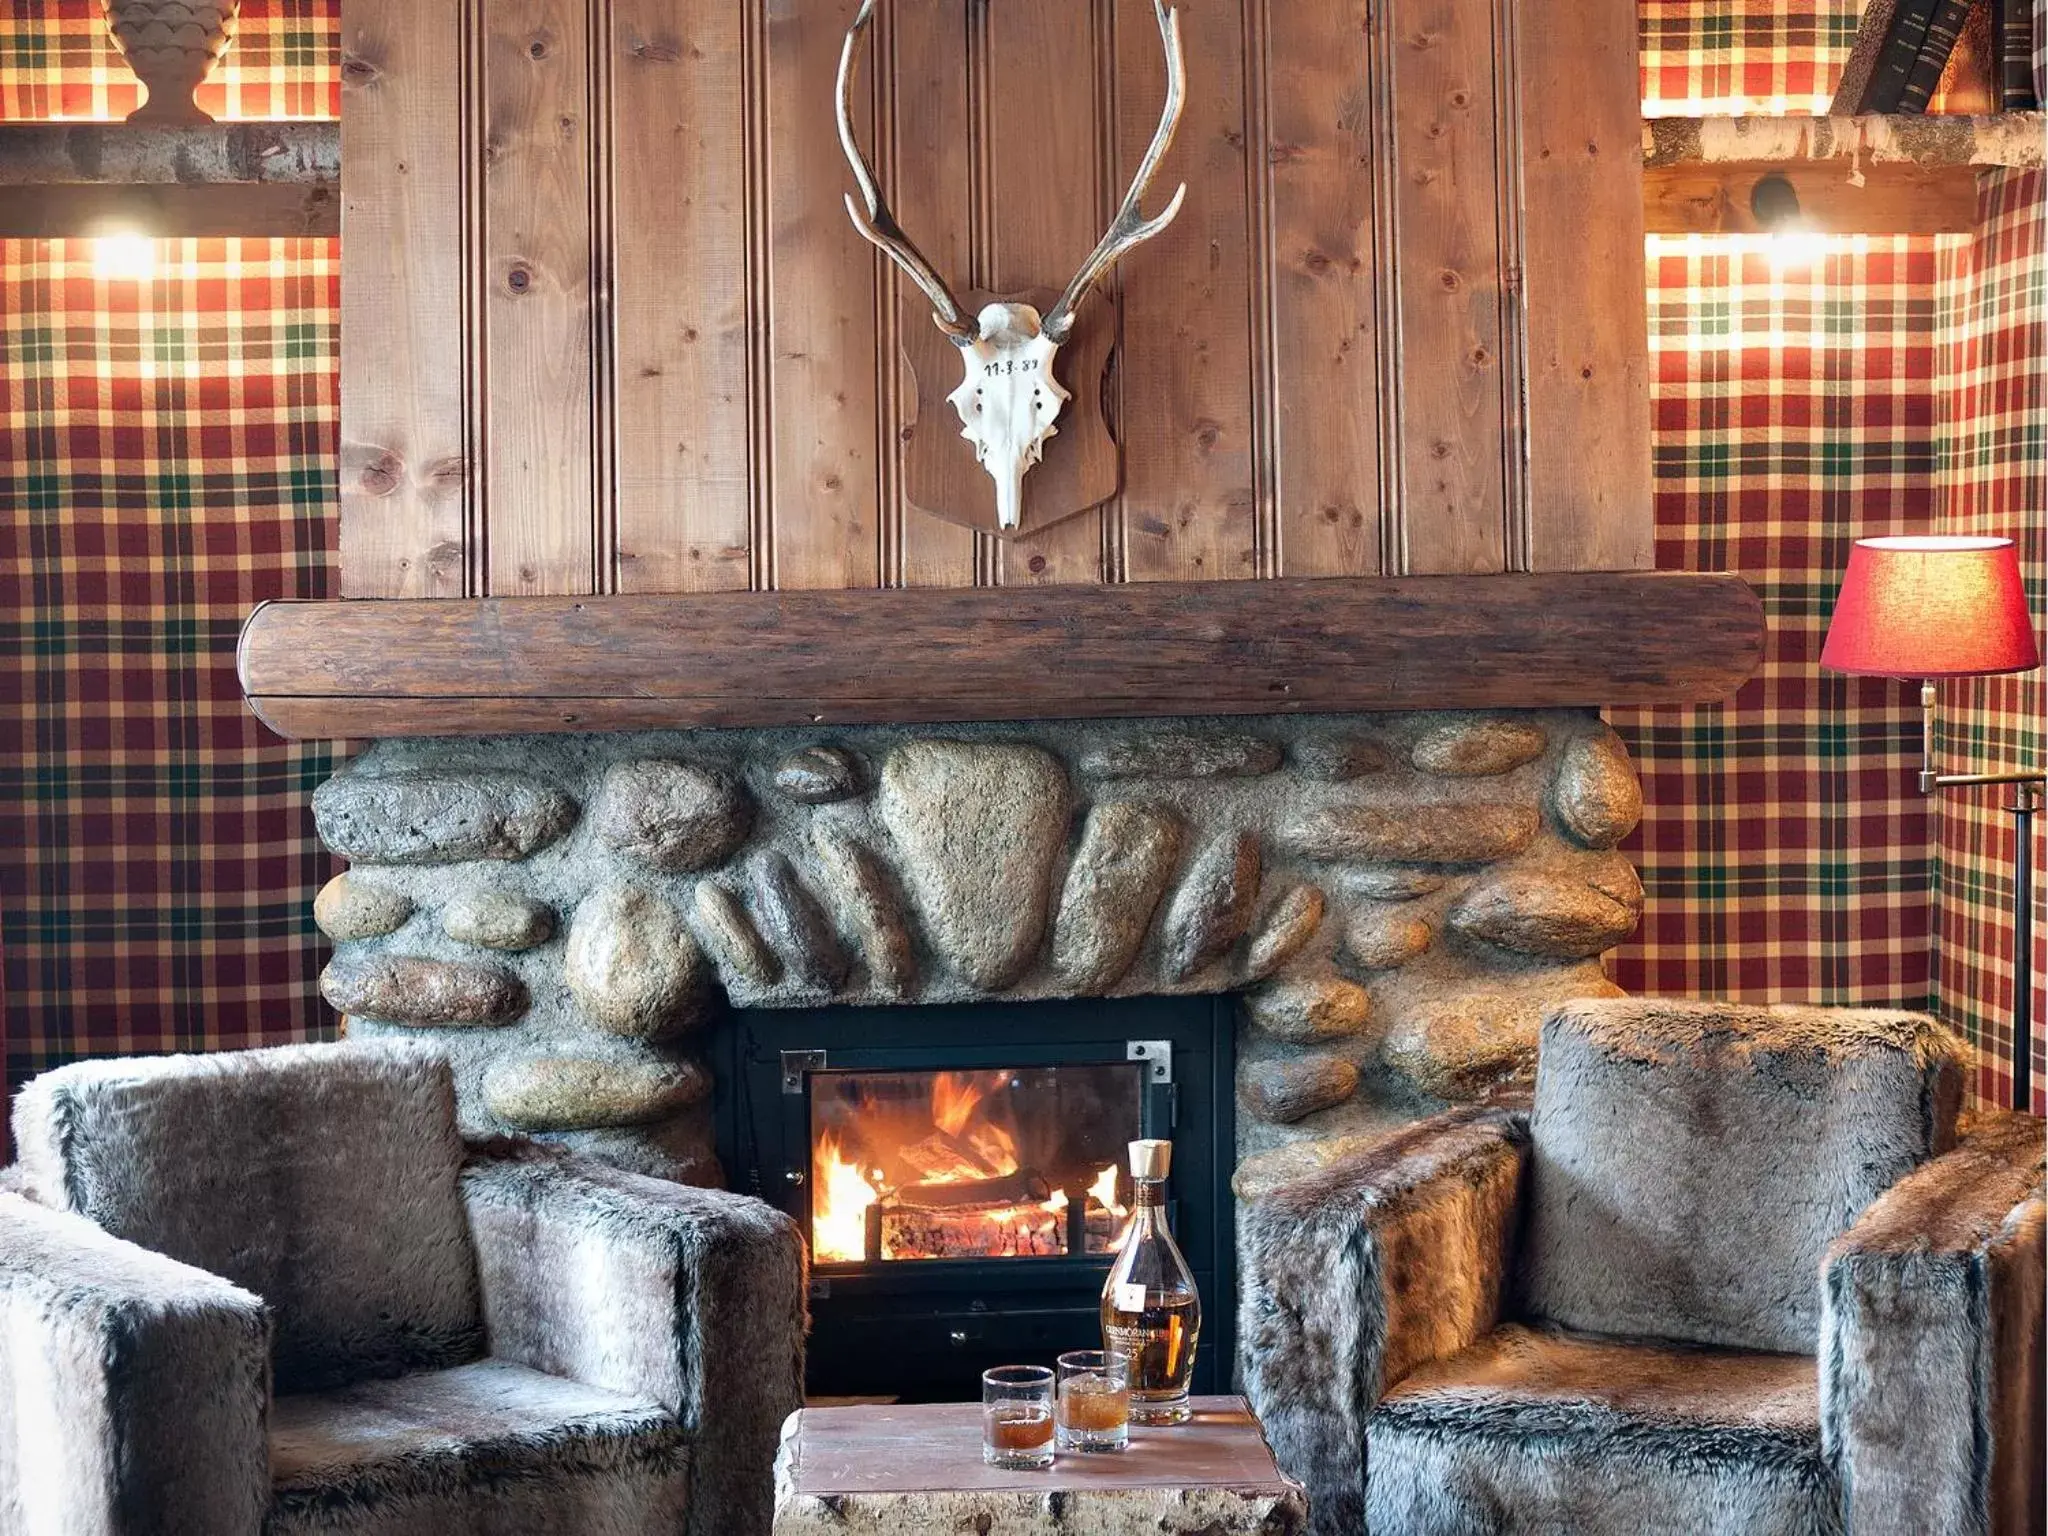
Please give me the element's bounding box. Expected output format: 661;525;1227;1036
837;0;1187;532
948;303;1069;530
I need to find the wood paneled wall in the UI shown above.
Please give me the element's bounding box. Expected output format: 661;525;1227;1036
338;0;1652;599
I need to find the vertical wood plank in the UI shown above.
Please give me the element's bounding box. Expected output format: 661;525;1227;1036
1388;0;1506;575
889;0;977;588
1516;0;1654;571
1265;0;1382;577
338;0;469;598
986;0;1112;586
1117;0;1258;583
483;0;598;596
766;0;881;591
611;0;752;592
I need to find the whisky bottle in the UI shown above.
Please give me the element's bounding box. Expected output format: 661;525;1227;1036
1099;1138;1200;1424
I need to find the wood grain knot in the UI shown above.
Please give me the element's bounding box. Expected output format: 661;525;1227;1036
507;265;534;294
356;450;402;497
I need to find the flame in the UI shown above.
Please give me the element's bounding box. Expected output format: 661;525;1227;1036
1089;1163;1131;1252
812;1131;878;1263
930;1072;985;1137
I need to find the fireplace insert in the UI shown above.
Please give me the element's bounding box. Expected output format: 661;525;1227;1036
712;995;1235;1401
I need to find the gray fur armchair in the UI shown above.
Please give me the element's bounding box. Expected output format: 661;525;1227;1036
1240;998;2046;1536
0;1039;806;1536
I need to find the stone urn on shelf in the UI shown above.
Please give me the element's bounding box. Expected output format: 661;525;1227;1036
99;1;240;125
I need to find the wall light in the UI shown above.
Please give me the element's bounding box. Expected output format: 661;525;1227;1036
91;232;158;283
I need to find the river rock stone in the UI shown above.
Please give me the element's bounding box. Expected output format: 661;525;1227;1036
1079;733;1282;780
565;884;705;1039
690;880;781;988
1343;912;1434;970
1048;803;1183;993
1338;866;1446;902
811;824;915;997
1233;1132;1390;1200
877;741;1069;990
320;953;526;1026
752;852;850;991
1552;727;1643;849
312;771;575;865
1449;867;1641;958
1291;737;1391;781
1282;803;1539;863
1411;719;1549;777
592;759;753;873
482;1055;710;1132
773;745;864;805
1241;885;1326;981
313;873;413;941
441;889;553;951
1243;977;1373;1044
1239;1055;1360;1124
1383;976;1625;1100
1160;831;1263;983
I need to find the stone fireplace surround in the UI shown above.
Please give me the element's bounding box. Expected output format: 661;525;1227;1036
310;709;1642;1204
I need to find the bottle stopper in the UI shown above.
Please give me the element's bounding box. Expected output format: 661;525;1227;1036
1128;1138;1172;1179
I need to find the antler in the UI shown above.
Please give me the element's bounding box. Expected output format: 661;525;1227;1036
1041;0;1188;345
836;0;976;343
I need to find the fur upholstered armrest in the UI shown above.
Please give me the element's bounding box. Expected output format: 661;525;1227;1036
1238;1103;1529;1536
460;1144;807;1536
0;1192;271;1535
1820;1112;2047;1536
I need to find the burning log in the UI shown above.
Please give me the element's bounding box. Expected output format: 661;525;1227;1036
896;1129;998;1182
877;1207;1067;1260
888;1171;1050;1211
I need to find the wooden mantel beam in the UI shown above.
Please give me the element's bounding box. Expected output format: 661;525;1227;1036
238;573;1765;740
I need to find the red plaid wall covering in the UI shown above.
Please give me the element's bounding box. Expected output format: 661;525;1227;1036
1934;168;2047;1113
0;239;344;1095
0;0;336;120
1641;0;1861;114
1609;236;1948;1010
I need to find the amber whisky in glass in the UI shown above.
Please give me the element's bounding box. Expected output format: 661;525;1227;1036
1099;1138;1201;1424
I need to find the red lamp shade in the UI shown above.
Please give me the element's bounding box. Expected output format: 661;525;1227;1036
1821;535;2041;678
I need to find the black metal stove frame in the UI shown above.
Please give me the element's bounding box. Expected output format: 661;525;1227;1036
711;995;1236;1401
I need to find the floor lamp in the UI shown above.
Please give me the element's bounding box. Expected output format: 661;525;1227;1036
1822;535;2044;1112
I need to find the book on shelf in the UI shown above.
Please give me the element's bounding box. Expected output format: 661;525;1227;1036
1990;0;2041;108
1900;0;1978;110
1831;0;1942;111
1869;0;1944;110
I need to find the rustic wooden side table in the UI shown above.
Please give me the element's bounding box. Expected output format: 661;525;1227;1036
772;1395;1309;1534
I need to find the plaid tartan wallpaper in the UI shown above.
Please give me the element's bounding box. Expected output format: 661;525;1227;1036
2;5;2043;1120
1;1;343;1113
1608;236;1949;1012
0;0;336;119
1933;169;2047;1113
1640;0;1861;114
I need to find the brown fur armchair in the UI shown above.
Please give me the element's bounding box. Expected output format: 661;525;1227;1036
1240;998;2046;1536
0;1039;806;1536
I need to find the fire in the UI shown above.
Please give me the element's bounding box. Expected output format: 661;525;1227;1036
808;1069;1136;1264
931;1071;985;1137
812;1131;879;1264
1089;1163;1131;1252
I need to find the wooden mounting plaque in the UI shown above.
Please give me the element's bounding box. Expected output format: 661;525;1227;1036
899;287;1120;540
238;572;1763;740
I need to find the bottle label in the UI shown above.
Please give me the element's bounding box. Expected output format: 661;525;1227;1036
1113;1281;1147;1313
